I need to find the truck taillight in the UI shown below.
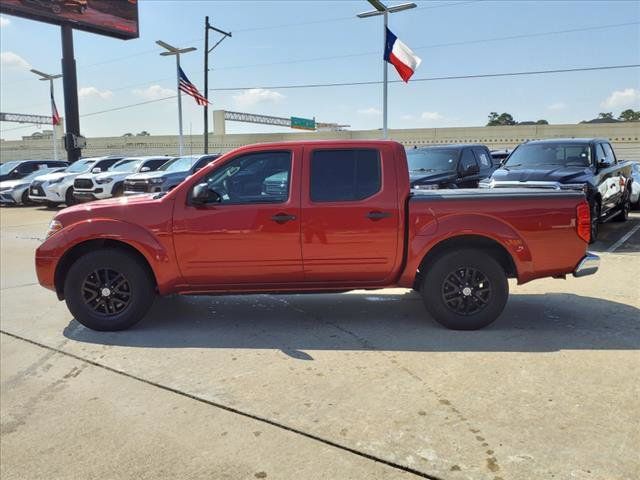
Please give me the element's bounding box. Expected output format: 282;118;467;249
576;201;590;243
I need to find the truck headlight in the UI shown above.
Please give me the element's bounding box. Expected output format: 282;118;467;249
45;219;63;239
95;177;113;184
49;177;64;184
149;178;165;184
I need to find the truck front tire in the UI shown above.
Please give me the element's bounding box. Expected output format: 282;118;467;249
63;249;155;331
420;249;508;330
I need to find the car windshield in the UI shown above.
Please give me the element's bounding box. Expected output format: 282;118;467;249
110;159;142;173
158;156;197;172
504;144;591;168
65;159;96;173
0;161;20;175
406;149;459;172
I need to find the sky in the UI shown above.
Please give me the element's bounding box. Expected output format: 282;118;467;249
0;0;639;141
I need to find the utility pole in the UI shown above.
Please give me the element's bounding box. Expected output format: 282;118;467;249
61;25;82;162
30;69;62;161
357;0;416;139
156;40;197;156
204;17;231;153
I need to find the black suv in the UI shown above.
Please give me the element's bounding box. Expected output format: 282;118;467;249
0;160;68;182
406;144;495;190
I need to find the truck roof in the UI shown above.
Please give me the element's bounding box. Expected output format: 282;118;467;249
409;143;487;150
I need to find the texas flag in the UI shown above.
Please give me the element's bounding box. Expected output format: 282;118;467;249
384;28;422;83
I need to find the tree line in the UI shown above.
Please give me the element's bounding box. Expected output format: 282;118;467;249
486;109;639;126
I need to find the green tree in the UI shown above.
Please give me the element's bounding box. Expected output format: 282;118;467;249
487;112;516;126
618;109;640;121
136;131;150;136
535;119;549;125
598;112;614;120
122;132;133;137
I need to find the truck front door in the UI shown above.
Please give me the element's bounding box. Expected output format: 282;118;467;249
301;146;400;284
172;148;303;286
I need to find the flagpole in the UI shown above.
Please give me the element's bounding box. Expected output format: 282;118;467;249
50;80;58;161
176;53;184;156
383;10;388;139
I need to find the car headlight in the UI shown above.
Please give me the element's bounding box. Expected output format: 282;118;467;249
45;219;63;239
415;184;439;190
95;177;113;184
0;186;12;192
49;177;64;184
149;178;165;184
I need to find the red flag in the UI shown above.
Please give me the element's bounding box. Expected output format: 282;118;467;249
51;85;61;126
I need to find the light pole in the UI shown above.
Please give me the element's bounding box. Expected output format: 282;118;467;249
204;17;231;154
357;0;416;139
156;40;197;155
31;69;62;161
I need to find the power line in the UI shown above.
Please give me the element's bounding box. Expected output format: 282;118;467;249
2;64;638;134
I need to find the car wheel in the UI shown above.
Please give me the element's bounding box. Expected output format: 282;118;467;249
112;184;124;197
420;249;508;330
45;201;59;209
65;188;76;206
589;201;600;244
613;194;630;222
21;190;32;206
64;249;155;331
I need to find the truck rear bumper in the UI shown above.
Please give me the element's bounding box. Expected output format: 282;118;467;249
573;253;600;278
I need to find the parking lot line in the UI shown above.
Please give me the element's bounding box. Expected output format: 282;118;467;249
607;223;640;253
0;329;442;480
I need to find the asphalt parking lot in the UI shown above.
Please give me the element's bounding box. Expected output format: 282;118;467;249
1;206;638;480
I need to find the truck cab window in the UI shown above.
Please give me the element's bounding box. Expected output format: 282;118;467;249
204;151;291;204
472;148;491;168
459;149;478;173
310;149;381;202
602;143;617;164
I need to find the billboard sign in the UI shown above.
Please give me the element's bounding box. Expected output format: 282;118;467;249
0;0;139;40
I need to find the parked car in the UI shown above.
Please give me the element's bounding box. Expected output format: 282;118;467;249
490;149;512;166
73;156;171;203
480;138;633;242
29;156;124;207
37;140;597;332
123;154;220;195
630;162;640;209
0;159;68;182
0;167;65;206
406;144;495;190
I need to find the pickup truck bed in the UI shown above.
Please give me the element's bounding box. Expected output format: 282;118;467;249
35;140;598;332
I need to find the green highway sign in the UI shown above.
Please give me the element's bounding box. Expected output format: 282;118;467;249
290;116;316;130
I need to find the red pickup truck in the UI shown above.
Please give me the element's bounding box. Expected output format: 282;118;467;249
35;140;598;332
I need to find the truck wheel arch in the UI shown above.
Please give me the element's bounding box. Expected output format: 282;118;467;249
54;239;158;300
414;235;517;290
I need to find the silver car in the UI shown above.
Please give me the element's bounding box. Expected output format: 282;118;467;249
0;167;66;205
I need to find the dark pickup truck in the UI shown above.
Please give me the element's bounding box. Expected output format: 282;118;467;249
481;138;634;242
406;144;495;190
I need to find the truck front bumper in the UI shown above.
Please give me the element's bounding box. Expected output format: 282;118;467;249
573;253;600;278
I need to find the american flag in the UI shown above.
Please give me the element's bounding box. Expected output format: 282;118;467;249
50;84;61;126
178;66;209;106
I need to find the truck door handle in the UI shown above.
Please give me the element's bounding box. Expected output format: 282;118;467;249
271;213;296;224
367;211;391;220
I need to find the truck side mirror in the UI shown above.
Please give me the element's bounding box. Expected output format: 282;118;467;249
91;167;101;174
191;182;221;206
140;166;150;172
597;158;612;169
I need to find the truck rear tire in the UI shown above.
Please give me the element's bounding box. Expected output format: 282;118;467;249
420;249;508;330
63;249;155;331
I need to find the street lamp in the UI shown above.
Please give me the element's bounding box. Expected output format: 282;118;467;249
357;0;416;139
156;40;197;155
31;69;63;161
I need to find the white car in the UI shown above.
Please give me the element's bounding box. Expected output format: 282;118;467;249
630;162;640;208
29;156;124;207
0;167;65;206
72;156;170;202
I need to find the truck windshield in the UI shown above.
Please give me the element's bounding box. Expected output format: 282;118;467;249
406;149;458;172
504;144;591;168
65;159;96;173
110;159;142;172
158;156;197;173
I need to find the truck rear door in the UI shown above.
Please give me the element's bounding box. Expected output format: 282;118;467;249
300;145;401;283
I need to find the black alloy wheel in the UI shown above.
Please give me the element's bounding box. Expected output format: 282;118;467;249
441;266;492;316
81;268;131;316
